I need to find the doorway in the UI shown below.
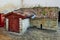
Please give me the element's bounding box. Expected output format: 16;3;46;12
58;11;60;22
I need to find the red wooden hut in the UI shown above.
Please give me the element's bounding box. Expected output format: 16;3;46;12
5;12;26;33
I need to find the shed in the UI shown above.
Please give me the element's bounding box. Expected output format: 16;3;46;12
5;12;27;33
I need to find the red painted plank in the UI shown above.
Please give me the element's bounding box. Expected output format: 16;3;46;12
0;14;5;27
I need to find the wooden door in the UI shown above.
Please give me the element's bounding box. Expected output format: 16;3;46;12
9;18;19;33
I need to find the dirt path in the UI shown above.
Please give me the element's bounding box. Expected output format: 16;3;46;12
0;28;12;40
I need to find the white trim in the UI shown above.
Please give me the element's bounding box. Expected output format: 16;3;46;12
19;18;22;32
6;18;8;31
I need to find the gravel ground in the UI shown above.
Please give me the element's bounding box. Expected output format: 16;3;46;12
0;22;60;40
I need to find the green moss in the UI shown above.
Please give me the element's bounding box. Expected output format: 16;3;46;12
42;10;47;15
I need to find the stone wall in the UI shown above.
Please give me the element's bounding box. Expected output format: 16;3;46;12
30;18;58;30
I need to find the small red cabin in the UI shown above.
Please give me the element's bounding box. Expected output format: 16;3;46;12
5;12;26;33
0;13;5;27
